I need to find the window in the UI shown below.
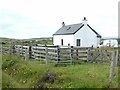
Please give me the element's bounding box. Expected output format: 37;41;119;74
61;39;63;45
76;39;81;46
67;27;71;30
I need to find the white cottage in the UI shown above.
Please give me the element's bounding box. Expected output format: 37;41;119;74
53;17;102;47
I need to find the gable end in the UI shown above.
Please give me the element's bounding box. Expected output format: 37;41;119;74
87;24;101;38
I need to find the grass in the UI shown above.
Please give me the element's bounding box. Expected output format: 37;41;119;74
0;69;1;89
1;53;119;88
0;37;53;47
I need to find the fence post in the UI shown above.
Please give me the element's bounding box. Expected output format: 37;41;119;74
45;45;48;64
109;51;116;86
9;46;11;54
29;45;32;59
76;49;78;60
87;48;90;61
18;46;20;56
118;49;120;87
0;46;2;54
12;45;15;53
115;50;118;65
70;46;73;64
21;45;23;56
57;45;60;63
9;46;12;60
25;50;28;62
87;48;92;61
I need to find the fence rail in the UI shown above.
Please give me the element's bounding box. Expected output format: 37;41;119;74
1;45;119;65
1;45;119;85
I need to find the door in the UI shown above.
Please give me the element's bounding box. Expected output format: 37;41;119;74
61;39;63;45
76;39;81;46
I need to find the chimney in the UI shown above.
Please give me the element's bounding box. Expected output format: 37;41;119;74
62;22;65;27
82;17;87;25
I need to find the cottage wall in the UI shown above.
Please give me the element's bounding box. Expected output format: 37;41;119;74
53;17;101;47
74;25;98;47
53;34;74;46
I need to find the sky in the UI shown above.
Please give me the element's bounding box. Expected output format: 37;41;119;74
0;0;119;39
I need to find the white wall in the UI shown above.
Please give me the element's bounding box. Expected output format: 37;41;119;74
53;23;101;47
74;25;98;47
53;34;74;46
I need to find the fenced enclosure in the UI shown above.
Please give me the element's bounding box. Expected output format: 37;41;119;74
1;45;119;65
14;45;91;64
1;45;119;85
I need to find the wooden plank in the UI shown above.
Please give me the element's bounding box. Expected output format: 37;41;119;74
59;52;70;54
72;52;87;54
32;51;46;54
59;55;70;59
48;52;57;55
47;47;57;50
115;50;118;65
47;56;58;60
57;60;72;63
109;51;116;85
32;46;46;50
78;55;87;58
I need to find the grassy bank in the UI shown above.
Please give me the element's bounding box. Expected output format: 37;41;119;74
2;54;118;88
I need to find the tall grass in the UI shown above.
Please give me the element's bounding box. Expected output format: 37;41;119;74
2;53;118;88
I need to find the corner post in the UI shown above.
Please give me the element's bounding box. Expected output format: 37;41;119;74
109;51;116;86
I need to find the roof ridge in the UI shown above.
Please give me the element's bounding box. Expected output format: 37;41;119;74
65;23;82;26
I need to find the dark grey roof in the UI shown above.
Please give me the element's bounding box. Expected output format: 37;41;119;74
53;23;101;38
53;23;84;35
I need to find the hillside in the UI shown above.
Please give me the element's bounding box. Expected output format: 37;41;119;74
0;37;53;46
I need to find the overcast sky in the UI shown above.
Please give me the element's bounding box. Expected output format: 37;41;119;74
0;0;119;39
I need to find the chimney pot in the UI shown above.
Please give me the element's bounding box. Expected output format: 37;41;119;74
82;17;87;25
62;22;65;27
83;17;87;21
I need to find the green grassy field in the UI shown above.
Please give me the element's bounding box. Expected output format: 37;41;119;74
0;37;53;47
1;53;119;89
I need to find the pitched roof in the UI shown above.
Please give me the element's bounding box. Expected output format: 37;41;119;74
53;23;101;38
53;23;84;35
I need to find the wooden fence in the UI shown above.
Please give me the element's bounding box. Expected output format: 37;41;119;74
0;46;15;54
87;49;119;65
14;45;91;64
1;45;119;85
1;45;119;65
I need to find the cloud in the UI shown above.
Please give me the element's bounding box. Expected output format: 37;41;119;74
0;10;44;39
0;0;119;39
